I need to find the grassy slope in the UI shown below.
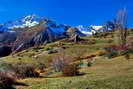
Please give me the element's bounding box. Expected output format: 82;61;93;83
3;34;133;89
16;56;133;89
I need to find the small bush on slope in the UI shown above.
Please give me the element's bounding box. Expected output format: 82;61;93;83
52;55;72;72
105;42;133;59
62;64;80;76
12;63;39;79
0;62;14;73
52;55;81;76
0;72;16;89
104;45;118;59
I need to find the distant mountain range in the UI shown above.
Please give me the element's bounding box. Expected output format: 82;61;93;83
0;15;111;57
0;14;106;35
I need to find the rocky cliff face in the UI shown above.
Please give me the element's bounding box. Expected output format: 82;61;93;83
12;24;68;52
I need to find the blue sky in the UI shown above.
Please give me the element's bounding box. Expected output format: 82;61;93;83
0;0;132;26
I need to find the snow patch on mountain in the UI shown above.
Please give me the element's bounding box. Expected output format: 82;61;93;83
8;15;39;29
76;25;92;36
90;25;104;31
76;25;104;36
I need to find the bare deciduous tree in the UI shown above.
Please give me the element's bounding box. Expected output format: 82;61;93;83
115;8;128;46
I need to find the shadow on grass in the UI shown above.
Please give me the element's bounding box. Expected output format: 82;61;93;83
1;82;28;89
13;82;28;89
77;72;86;76
39;72;86;78
14;82;28;86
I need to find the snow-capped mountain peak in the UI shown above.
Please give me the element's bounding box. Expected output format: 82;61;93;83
7;14;40;29
22;14;36;22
